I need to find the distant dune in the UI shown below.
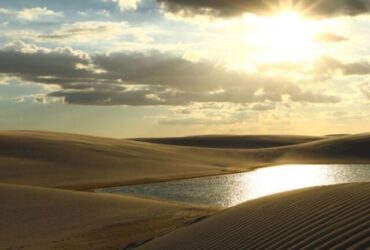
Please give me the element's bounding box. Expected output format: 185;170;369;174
286;133;370;160
138;183;370;250
0;183;213;250
0;131;369;189
133;135;325;149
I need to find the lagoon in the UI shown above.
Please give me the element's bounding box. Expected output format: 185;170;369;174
96;164;370;208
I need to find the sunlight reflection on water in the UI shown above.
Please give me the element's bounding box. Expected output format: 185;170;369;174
96;164;370;208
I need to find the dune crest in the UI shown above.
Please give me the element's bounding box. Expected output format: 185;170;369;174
133;134;325;149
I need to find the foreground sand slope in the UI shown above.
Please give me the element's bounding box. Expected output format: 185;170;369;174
138;183;370;250
0;183;214;250
0;131;369;189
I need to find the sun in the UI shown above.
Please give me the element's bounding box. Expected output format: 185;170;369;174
246;12;320;63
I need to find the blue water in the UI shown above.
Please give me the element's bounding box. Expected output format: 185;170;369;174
96;164;370;208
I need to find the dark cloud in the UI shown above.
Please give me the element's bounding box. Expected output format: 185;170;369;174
157;0;370;18
313;56;370;75
50;88;163;106
0;45;99;89
93;52;237;91
289;90;341;103
0;49;88;78
258;56;370;76
0;47;340;106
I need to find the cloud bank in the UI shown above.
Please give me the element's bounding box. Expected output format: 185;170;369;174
0;43;341;106
157;0;370;18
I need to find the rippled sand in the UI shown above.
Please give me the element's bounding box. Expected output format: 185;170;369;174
139;183;370;250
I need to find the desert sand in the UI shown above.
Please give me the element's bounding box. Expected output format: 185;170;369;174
0;131;369;249
138;183;370;250
0;183;214;250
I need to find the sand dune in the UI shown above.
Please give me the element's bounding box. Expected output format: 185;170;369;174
138;183;370;250
282;133;370;162
133;135;324;149
0;130;253;189
0;183;214;250
0;131;369;250
0;131;369;189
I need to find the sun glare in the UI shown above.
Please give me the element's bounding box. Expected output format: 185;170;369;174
246;12;320;62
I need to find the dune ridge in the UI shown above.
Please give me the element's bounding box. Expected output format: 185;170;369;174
0;131;369;189
138;183;370;250
133;134;325;149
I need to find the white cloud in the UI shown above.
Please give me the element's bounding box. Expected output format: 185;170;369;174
17;7;63;21
250;102;276;111
112;0;141;11
359;82;370;100
4;40;50;54
0;8;11;14
162;10;215;24
0;21;9;27
0;75;10;85
97;9;111;16
13;96;25;103
38;21;151;43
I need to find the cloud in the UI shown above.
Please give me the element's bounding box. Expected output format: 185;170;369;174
157;0;370;18
112;0;141;11
258;56;370;76
0;8;11;14
0;21;9;27
250;102;276;111
17;7;64;21
314;32;348;43
0;42;93;86
158;116;236;125
359;83;370;100
289;90;341;103
32;95;65;104
159;102;256;125
37;21;151;43
313;56;370;75
0;75;11;85
13;96;25;103
53;52;340;106
0;44;341;106
4;40;51;54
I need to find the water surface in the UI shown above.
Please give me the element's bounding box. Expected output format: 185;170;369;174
96;164;370;208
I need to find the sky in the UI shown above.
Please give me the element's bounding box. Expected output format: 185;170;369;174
0;0;370;138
